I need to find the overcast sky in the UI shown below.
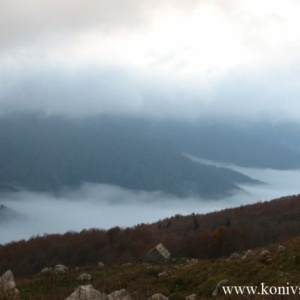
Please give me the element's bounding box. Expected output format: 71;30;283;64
1;0;300;122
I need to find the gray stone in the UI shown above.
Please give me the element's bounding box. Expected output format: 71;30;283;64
148;294;169;300
54;264;69;274
227;253;240;261
212;279;229;297
40;267;52;274
185;294;198;299
278;245;286;253
242;250;254;259
0;270;19;299
65;285;108;300
77;273;92;281
260;250;271;256
108;289;132;299
158;271;169;277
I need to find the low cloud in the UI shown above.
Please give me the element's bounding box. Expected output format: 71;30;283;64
1;64;300;123
1;166;300;245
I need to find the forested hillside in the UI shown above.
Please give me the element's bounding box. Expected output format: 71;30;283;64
1;194;300;278
0;115;258;198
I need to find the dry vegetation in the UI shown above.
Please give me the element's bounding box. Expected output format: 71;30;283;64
8;236;300;299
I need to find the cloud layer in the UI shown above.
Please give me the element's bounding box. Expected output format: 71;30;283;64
1;165;300;245
1;0;300;122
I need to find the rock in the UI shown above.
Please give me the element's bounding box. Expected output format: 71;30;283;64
0;270;19;299
259;250;272;264
158;271;169;277
77;273;92;281
148;294;169;300
260;250;271;256
185;294;198;299
227;253;240;261
278;245;286;253
212;279;229;297
98;262;105;268
65;285;108;300
54;264;69;274
108;289;132;299
242;250;254;260
40;267;52;274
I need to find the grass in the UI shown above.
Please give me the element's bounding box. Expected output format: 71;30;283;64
6;237;300;299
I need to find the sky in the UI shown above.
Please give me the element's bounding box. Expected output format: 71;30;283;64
1;0;300;121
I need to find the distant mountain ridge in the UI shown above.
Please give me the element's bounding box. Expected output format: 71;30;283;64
0;114;259;198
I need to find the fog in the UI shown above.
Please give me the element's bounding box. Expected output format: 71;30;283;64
1;161;300;245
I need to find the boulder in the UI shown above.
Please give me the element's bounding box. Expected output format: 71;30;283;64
242;250;254;260
212;279;228;297
260;250;271;256
0;270;19;299
65;286;132;300
40;267;52;275
185;294;198;299
54;264;69;274
108;289;132;299
227;253;240;261
148;294;169;300
77;273;92;281
158;271;169;277
65;285;108;300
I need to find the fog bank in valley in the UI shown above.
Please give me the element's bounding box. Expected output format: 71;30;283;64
1;163;300;245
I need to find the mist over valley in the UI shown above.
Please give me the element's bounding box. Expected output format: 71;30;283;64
1;116;300;245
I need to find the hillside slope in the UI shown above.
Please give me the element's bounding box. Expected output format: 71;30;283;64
6;237;300;299
0;115;258;198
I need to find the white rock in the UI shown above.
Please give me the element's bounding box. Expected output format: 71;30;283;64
77;273;92;281
65;285;108;300
108;289;132;299
148;294;169;300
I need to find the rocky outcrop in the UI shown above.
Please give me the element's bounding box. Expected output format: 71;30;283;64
0;270;19;299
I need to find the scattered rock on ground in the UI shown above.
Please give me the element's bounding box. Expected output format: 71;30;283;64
278;245;286;253
98;262;105;268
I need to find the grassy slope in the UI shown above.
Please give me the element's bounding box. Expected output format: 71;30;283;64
12;236;300;299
